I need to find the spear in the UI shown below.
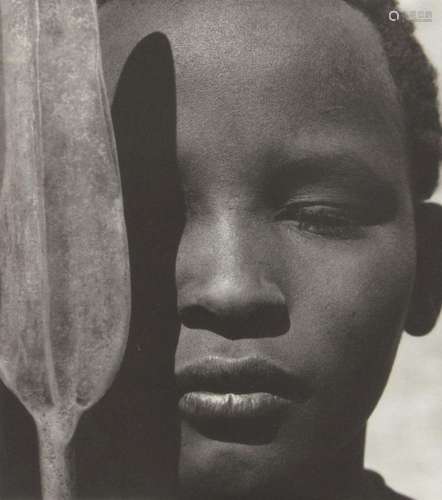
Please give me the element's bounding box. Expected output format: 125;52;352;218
0;1;130;498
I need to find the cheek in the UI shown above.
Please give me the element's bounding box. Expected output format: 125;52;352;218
279;229;416;429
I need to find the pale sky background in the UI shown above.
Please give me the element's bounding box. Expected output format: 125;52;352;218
365;2;442;499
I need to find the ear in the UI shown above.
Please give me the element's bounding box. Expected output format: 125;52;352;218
405;202;442;336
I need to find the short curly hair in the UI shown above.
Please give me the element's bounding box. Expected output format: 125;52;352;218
98;0;441;200
344;0;441;200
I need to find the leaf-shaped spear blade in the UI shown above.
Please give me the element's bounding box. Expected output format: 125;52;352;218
0;1;130;498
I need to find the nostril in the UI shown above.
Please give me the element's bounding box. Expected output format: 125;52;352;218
179;304;215;330
255;302;290;337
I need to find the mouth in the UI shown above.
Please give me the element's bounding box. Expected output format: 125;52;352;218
176;356;307;422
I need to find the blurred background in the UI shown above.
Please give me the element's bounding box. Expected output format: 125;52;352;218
365;2;442;499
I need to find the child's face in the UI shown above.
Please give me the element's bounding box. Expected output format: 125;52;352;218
173;2;415;497
101;0;421;497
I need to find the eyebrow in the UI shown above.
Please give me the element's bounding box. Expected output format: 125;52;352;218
266;149;399;211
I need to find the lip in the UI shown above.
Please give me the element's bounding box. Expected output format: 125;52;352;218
179;391;290;420
176;356;308;421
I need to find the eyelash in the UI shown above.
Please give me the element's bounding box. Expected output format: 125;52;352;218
275;204;363;239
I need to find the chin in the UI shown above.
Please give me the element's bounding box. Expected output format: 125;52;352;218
178;420;310;500
179;430;277;499
178;413;368;500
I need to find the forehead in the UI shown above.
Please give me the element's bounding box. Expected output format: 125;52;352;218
100;0;400;108
100;0;408;187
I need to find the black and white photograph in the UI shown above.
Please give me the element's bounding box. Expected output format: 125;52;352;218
0;1;441;499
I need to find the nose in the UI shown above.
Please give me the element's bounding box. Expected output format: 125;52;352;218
176;221;290;339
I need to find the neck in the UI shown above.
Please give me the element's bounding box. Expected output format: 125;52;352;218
314;430;366;500
253;429;367;500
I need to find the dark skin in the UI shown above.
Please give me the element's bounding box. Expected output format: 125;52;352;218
99;1;442;499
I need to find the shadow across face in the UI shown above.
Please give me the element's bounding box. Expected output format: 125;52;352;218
75;32;183;499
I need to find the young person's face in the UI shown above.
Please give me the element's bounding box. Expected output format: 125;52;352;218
101;0;421;498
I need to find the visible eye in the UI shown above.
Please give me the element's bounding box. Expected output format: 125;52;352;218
275;203;367;239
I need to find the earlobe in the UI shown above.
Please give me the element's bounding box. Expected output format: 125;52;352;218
405;202;442;336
